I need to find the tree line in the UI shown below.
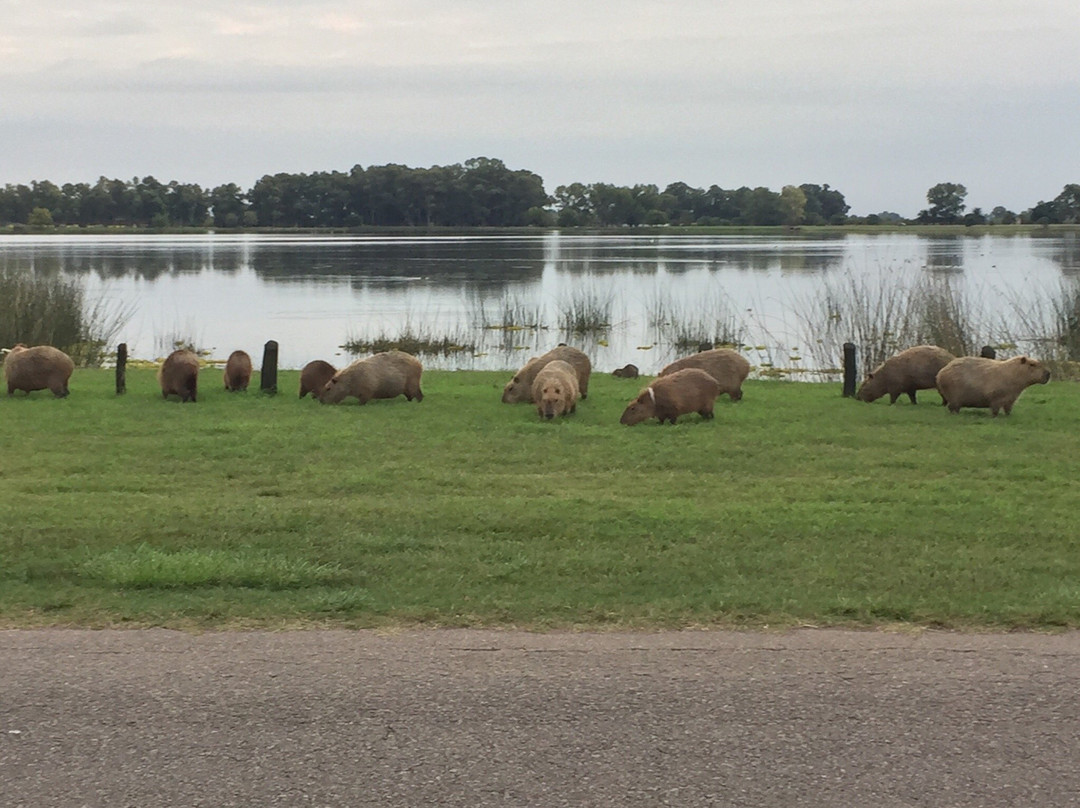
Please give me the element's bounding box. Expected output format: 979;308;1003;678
1;157;1077;229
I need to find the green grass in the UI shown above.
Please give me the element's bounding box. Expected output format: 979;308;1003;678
1;368;1078;630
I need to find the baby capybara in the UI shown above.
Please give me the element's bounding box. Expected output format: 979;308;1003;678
532;359;580;420
502;345;591;403
620;368;721;426
658;348;750;401
299;359;336;400
320;350;423;405
159;349;200;403
223;350;253;392
856;345;955;405
612;364;639;379
4;344;74;397
935;355;1050;416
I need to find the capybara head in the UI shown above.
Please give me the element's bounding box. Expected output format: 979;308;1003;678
538;382;569;419
1015;355;1051;385
619;388;656;426
319;372;348;404
855;373;885;403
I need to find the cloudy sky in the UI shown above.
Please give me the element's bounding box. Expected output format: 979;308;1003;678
2;0;1078;216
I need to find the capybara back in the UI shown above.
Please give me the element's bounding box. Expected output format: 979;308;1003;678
223;350;253;392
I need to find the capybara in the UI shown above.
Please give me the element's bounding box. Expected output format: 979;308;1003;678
4;344;74;397
320;350;423;405
299;359;336;399
158;349;200;403
856;345;956;405
502;345;591;403
612;363;640;379
935;355;1050;416
532;359;580;420
620;368;721;426
223;349;253;392
658;348;750;401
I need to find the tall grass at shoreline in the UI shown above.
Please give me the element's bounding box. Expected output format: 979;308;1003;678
0;266;130;366
645;289;746;351
796;269;996;373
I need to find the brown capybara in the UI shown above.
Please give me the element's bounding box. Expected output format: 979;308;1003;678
935;355;1050;416
320;350;423;405
299;359;336;399
4;344;74;397
532;359;580;420
223;349;253;392
612;363;640;379
158;349;200;403
502;345;592;403
620;368;721;426
856;345;955;405
658;348;750;401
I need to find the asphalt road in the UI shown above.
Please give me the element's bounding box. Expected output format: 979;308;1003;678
2;629;1079;807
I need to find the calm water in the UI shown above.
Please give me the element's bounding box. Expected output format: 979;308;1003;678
2;232;1078;374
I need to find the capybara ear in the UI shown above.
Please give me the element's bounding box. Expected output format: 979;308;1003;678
1019;356;1028;364
866;372;874;380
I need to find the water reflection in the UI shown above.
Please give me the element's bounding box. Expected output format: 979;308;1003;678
0;232;1075;373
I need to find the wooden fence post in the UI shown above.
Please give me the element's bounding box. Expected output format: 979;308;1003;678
260;340;278;394
842;342;857;397
980;346;996;359
115;343;127;395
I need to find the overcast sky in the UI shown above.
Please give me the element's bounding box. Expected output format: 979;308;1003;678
2;0;1078;216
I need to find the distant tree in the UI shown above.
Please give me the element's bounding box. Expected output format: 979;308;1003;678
799;184;849;225
1053;184;1080;223
779;185;807;225
962;207;986;226
988;206;1017;225
919;182;967;224
553;183;593;227
209;183;248;228
28;207;54;227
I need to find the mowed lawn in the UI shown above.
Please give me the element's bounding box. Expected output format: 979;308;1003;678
1;366;1077;629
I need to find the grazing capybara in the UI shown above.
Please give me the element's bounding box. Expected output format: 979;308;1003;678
612;363;640;379
159;349;200;402
658;348;750;401
856;345;955;405
320;350;423;405
4;344;74;397
299;359;336;400
223;349;253;392
620;368;721;426
502;345;592;403
935;355;1050;416
532;359;580;420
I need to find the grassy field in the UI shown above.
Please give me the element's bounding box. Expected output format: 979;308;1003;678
1;367;1078;630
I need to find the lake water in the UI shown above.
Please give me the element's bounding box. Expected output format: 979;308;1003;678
2;231;1078;375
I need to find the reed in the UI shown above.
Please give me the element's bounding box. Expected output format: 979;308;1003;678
342;323;476;357
645;289;745;351
0;266;131;366
557;287;614;337
796;269;990;373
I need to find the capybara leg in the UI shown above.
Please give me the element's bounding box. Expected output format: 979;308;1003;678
699;409;714;420
889;392;900;404
730;389;743;402
907;390;917;405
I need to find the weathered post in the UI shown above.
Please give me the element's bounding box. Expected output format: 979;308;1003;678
115;343;127;395
980;345;997;359
842;342;857;397
260;340;278;394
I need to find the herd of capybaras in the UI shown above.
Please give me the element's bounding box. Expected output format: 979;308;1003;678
2;340;1053;422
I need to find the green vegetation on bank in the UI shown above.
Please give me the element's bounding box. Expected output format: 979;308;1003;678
3;157;1077;229
2;369;1078;630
